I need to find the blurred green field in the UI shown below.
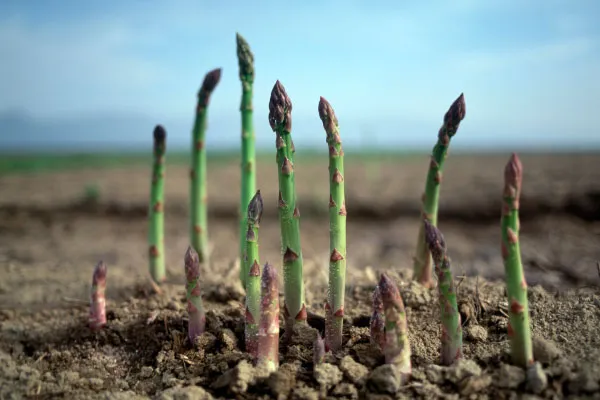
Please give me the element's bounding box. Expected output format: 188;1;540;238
0;149;423;175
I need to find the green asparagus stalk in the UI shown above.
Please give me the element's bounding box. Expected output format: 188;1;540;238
268;80;306;332
258;262;280;372
501;153;534;367
190;68;222;265
184;246;206;344
379;273;411;381
423;220;463;365
370;285;385;349
236;33;257;288
318;96;347;352
244;190;263;358
413;93;466;288
89;261;107;330
148;125;167;284
313;333;325;365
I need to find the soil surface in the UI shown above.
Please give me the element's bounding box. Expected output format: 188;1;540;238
1;153;599;399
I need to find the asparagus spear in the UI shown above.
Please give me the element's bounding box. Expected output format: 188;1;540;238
370;285;385;349
236;33;257;288
501;153;534;367
258;262;280;372
313;333;325;365
89;261;107;330
423;220;463;365
268;80;307;332
379;273;411;380
318;96;347;352
190;68;222;266
244;190;263;358
148;125;167;284
413;94;466;287
184;246;206;344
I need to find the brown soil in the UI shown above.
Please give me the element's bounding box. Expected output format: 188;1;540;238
1;153;599;399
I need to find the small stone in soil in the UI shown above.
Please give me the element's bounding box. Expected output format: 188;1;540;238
465;324;488;342
219;328;238;351
525;362;548;394
340;355;369;385
495;364;526;389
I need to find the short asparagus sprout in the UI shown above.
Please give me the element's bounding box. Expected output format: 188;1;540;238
269;80;307;332
370;285;385;349
413;93;466;288
379;273;411;381
184;246;206;344
89;261;107;330
313;333;325;365
236;33;257;288
319;96;347;352
148;124;167;284
190;68;222;266
501;153;534;367
423;220;463;365
245;190;263;358
257;262;280;372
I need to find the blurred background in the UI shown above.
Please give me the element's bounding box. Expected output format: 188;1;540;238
0;0;599;310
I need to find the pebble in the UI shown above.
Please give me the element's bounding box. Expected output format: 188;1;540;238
465;325;488;342
339;356;369;384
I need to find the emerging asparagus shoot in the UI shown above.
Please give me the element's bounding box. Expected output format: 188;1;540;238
370;285;385;349
236;33;257;288
413;94;466;287
379;273;411;381
185;246;206;344
148;125;167;284
190;68;222;266
313;333;325;365
319;96;347;352
424;220;463;365
245;190;263;358
258;262;280;372
501;153;534;368
89;261;107;330
268;80;307;332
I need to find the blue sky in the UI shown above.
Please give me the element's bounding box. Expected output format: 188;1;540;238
0;0;599;151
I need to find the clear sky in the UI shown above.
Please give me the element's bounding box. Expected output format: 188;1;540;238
0;0;599;151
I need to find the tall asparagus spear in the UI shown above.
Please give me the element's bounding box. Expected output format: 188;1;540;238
149;125;167;284
258;262;280;372
236;33;257;288
413;94;466;288
318;96;347;352
423;220;463;365
185;246;206;344
268;80;307;332
370;285;385;349
379;273;411;381
244;190;263;358
190;68;222;265
89;261;107;330
501;153;534;367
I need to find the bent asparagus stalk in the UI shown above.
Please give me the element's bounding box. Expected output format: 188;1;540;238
319;96;347;352
501;153;534;367
423;220;463;365
413;94;466;287
190;68;222;265
257;262;280;372
245;190;263;358
268;80;306;332
185;246;206;344
370;285;385;349
379;273;411;381
149;125;167;284
236;33;257;288
89;261;108;330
